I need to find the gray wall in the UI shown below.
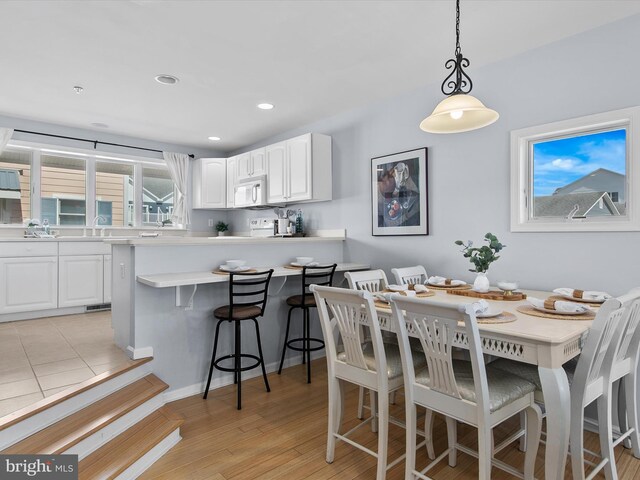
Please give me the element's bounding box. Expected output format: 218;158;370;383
227;14;640;296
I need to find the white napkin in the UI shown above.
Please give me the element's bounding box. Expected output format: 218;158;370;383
413;284;430;293
553;288;611;302
472;300;490;315
528;297;591;314
428;276;466;287
297;261;319;267
388;284;409;292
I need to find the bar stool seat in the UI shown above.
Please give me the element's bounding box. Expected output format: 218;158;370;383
286;293;316;307
213;305;262;320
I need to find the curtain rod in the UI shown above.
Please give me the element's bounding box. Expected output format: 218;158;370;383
13;129;195;158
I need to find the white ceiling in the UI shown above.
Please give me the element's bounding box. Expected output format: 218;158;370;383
2;0;640;151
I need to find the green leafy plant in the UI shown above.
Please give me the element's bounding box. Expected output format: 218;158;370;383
454;233;506;273
215;221;229;232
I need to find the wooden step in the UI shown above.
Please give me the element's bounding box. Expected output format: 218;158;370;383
2;374;168;455
78;406;183;480
0;357;153;432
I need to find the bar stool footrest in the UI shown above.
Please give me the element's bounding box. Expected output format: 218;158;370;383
213;353;263;373
285;337;325;352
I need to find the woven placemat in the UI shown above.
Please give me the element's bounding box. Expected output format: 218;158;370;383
475;311;517;324
426;283;471;291
374;300;392;310
548;295;603;307
516;305;595;320
212;268;258;275
382;289;436;298
283;265;303;270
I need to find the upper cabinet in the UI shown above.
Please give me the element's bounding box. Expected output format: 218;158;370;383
226;156;236;208
192;158;228;209
266;133;332;205
235;148;266;183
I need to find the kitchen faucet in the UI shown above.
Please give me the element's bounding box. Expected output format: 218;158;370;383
92;215;107;236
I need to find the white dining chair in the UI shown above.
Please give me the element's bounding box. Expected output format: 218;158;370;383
391;265;428;285
390;295;542;480
491;296;631;480
311;284;426;480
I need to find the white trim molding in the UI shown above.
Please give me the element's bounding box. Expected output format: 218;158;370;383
510;106;640;232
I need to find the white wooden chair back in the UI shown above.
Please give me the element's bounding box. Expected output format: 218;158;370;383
570;298;625;404
389;295;491;418
345;269;389;293
613;289;640;367
391;265;428;286
311;285;388;382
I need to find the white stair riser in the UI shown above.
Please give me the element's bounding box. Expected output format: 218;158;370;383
0;363;152;450
115;428;182;480
65;395;165;459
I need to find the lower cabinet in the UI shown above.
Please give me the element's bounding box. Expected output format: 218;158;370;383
104;255;112;303
59;255;104;308
0;256;58;314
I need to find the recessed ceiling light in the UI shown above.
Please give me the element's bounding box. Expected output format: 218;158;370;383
90;122;109;128
73;86;84;94
155;74;180;85
257;103;274;110
208;136;221;141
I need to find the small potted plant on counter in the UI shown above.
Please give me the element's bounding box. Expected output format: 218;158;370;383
216;221;230;237
455;233;506;293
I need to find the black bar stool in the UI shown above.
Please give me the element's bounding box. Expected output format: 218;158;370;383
277;264;337;383
203;269;274;410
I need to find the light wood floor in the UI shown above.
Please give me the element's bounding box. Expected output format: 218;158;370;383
141;359;640;479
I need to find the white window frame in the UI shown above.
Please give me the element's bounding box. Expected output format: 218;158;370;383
510;106;640;232
1;139;183;230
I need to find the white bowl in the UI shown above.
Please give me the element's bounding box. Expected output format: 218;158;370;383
295;256;314;265
225;259;246;269
497;281;518;292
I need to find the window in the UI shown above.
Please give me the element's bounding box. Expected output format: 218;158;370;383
96;161;134;227
0;150;31;224
511;107;640;232
142;165;174;226
41;154;86;226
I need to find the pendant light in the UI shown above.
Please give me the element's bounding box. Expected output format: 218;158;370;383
420;0;498;134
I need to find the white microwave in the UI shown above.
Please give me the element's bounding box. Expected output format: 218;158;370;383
234;176;267;207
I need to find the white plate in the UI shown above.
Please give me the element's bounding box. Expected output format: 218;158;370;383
531;305;590;315
427;281;467;287
558;294;605;304
387;284;409;292
476;310;502;319
291;261;318;267
219;265;252;272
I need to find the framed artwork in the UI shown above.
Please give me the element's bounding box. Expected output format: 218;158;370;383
371;147;428;236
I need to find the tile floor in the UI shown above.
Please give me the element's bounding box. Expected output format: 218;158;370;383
0;311;132;417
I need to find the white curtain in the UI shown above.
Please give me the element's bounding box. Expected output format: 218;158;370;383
162;151;191;227
0;128;14;155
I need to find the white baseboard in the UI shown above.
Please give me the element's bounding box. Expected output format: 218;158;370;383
0;306;86;323
164;352;326;403
127;345;154;360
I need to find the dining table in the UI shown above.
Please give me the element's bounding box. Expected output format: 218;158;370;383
373;287;594;480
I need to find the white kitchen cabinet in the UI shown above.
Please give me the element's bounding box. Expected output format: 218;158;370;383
59;255;104;307
226;156;236;208
0;256;58;314
266;133;332;204
192;158;228;209
235;149;265;183
104;254;112;303
266;142;287;203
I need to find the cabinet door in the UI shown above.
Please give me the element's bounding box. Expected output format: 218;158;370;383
287;134;313;202
0;256;58;314
226;157;236;208
250;148;266;176
266;142;287;203
103;254;112;304
235;152;252;182
59;255;104;307
200;158;227;209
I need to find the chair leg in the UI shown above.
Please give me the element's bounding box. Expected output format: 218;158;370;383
203;319;223;399
253;318;270;393
424;408;435;460
278;307;295;374
390;390;396;405
524;404;542;480
617;380;631;449
376;388;389;480
235;319;242;410
446;416;457;467
370;390;378;433
519;410;527;452
326;377;344;463
624;373;640;458
302;308;307;365
570;404;587;480
406;403;418;480
304;308;311;383
477;424;492;480
597;393;618;480
357;387;365;419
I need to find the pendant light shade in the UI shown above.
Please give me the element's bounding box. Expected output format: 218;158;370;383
420;93;499;134
420;0;498;134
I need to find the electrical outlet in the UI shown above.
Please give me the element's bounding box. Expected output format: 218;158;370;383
208;219;214;227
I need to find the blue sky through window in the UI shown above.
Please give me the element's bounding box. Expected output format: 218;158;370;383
533;129;626;196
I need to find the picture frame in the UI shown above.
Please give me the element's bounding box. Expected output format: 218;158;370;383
371;147;428;236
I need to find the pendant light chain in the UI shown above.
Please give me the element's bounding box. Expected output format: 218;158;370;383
441;0;472;96
455;0;461;56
